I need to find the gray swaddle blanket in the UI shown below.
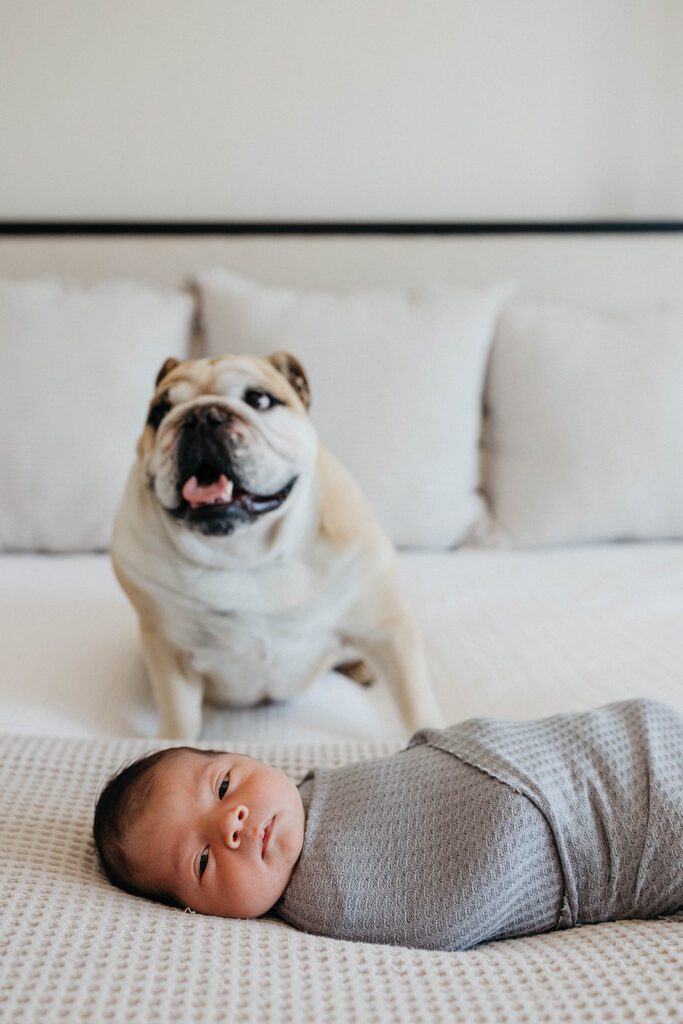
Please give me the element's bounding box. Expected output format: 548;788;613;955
276;700;683;950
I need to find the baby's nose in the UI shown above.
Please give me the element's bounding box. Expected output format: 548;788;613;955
224;805;249;849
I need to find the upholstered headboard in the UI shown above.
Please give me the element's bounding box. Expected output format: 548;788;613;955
1;222;682;310
2;221;682;552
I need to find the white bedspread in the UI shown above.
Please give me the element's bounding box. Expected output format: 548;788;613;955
0;732;681;1024
1;545;683;1022
1;544;683;741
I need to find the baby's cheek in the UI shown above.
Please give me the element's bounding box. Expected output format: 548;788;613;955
239;869;282;919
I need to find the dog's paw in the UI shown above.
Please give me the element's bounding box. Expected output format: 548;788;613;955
334;659;375;687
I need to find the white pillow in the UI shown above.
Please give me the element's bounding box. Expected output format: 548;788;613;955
0;278;194;551
196;270;512;548
482;299;683;547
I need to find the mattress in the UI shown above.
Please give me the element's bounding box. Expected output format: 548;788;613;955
1;544;683;742
1;545;682;1022
1;731;681;1024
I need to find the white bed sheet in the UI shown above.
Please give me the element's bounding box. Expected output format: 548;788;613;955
2;731;681;1024
2;546;683;1024
1;543;682;742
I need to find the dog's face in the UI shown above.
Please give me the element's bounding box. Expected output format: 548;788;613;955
139;352;316;537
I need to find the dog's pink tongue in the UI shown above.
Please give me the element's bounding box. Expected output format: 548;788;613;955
182;474;233;509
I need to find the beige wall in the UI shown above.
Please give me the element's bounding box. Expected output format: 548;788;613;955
0;0;680;220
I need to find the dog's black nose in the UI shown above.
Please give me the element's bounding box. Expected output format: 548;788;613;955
183;405;228;431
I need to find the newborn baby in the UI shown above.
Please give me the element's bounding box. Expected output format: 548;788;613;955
94;699;683;951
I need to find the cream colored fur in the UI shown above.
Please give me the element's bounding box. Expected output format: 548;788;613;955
112;354;441;739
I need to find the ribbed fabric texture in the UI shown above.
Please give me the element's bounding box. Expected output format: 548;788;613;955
278;700;683;950
1;728;682;1023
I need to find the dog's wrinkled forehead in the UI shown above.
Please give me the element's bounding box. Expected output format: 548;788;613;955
157;356;300;407
143;353;311;442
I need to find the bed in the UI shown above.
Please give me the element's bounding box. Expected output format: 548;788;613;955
1;224;682;1023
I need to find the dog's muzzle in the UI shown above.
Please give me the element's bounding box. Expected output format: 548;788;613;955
167;404;297;536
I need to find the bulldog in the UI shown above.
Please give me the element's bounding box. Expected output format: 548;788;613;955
112;352;442;739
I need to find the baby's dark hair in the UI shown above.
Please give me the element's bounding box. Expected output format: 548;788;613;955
93;745;223;905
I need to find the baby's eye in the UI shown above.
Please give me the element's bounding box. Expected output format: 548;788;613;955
198;847;209;879
218;774;230;799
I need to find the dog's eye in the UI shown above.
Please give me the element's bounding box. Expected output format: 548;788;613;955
243;388;279;412
147;394;172;430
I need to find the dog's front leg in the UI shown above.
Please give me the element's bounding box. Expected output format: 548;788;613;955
373;624;444;734
140;627;204;740
355;588;444;734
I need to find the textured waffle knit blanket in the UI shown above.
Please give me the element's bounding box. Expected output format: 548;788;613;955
277;699;683;950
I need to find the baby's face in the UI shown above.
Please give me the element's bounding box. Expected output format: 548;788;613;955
125;750;305;918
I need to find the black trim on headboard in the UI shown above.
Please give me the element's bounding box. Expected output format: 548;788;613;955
0;220;682;236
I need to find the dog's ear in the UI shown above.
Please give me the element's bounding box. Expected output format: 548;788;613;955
155;357;180;387
268;351;311;410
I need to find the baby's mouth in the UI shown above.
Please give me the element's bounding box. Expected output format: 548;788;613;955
260;817;275;859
